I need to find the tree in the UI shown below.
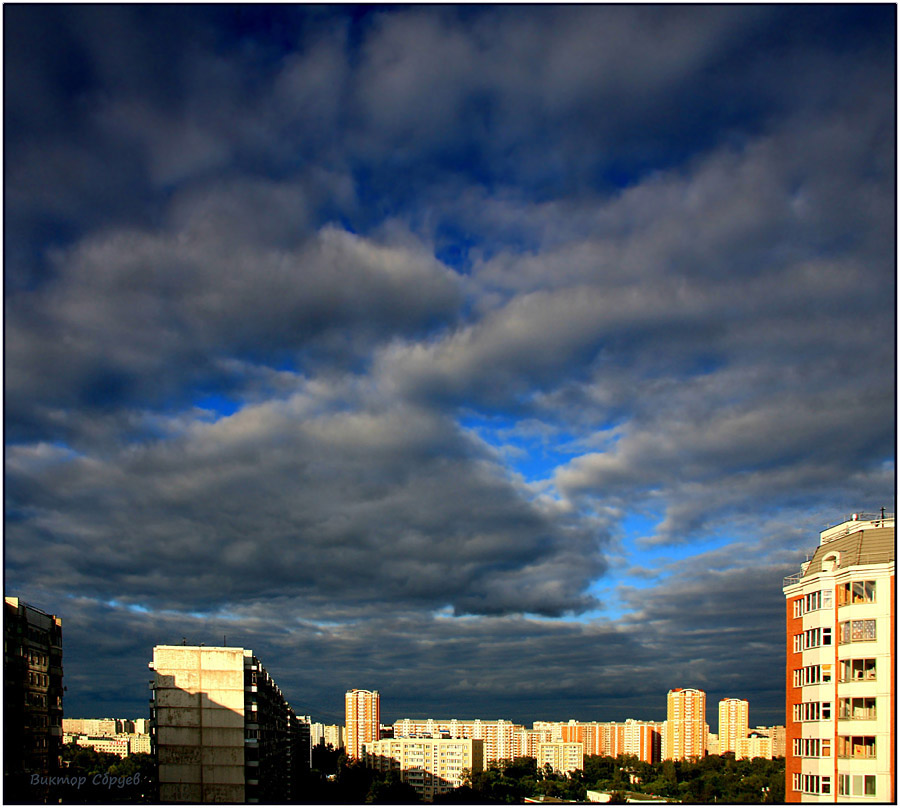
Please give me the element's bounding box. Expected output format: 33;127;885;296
365;770;421;803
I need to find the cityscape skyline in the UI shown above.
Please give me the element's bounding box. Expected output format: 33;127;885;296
4;5;894;732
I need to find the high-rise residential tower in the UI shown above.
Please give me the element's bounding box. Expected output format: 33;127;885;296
150;645;306;803
664;688;707;760
345;689;380;760
718;698;750;755
783;512;895;803
3;597;64;802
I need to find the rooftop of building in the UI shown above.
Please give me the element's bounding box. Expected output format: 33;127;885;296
784;513;895;588
820;512;894;544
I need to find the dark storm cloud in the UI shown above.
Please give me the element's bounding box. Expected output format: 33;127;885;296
46;592;661;725
6;396;607;618
5;4;894;724
6;179;462;440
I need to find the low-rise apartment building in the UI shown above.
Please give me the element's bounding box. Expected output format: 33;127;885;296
537;741;583;774
393;718;523;765
364;736;483;800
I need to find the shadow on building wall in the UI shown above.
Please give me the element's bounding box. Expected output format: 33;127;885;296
153;667;307;804
365;752;462;802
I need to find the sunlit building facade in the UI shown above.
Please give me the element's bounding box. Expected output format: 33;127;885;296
783;513;895;803
150;645;304;803
664;688;707;760
393;718;523;765
365;736;483;799
718;698;749;755
737;731;773;761
346;689;380;760
536;741;583;774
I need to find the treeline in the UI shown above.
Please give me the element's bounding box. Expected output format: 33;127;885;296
300;748;785;803
578;753;785;803
32;743;783;804
8;743;157;804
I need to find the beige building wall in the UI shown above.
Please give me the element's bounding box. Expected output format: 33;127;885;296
537;741;583;774
665;688;707;760
758;725;785;758
74;736;130;757
346;690;380;760
365;737;483;799
783;514;895;803
151;646;248;803
127;733;152;754
323;724;345;749
718;698;750;754
737;733;773;760
393;718;523;765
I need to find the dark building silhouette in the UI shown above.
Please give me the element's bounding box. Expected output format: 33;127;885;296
4;597;64;802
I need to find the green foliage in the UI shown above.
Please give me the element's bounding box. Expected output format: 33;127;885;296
579;753;785;804
294;749;784;805
365;770;421;803
50;743;156;803
299;754;422;804
311;742;342;776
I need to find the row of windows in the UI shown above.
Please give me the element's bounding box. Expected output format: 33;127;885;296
792;580;877;618
794;657;880;686
839;657;877;681
792;701;831;722
838;697;876;721
839;774;877;797
837;736;876;758
792;663;832;687
837;580;876;606
839;619;876;643
793;589;833;618
792;737;831;757
792;627;832;652
793;773;831;795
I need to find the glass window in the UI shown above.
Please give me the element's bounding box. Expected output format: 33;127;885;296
852;619;876;641
840;620;877;643
839;697;877;720
838;736;876;758
838;774;849;796
841;658;877;681
838;582;850;606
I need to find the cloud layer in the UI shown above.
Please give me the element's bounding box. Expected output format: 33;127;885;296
5;5;894;726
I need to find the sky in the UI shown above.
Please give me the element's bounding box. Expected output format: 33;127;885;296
4;5;895;731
